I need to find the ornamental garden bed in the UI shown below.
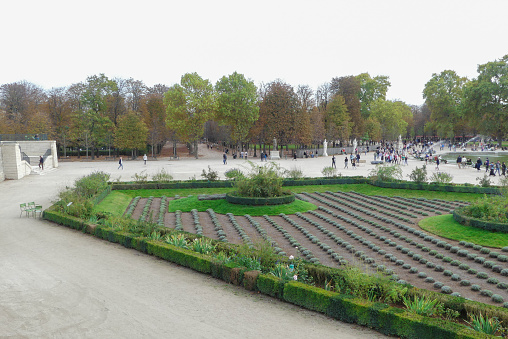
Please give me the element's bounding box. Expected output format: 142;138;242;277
124;190;508;306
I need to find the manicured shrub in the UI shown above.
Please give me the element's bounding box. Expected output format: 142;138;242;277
417;272;427;278
434;281;444;289
409;267;418;274
451;274;461;281
501;269;508;276
450;260;461;266
477;272;489;279
487;277;499;284
441;286;453;294
460;280;471;286
442;256;452;263
480;289;493;297
492;294;504;303
480;247;491;255
458;263;469;270
471;284;481;291
483;261;495;268
424;277;435;283
497;282;508;290
434;265;444;272
474;256;486;264
443;270;453;277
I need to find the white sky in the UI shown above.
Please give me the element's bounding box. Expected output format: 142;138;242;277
1;0;507;106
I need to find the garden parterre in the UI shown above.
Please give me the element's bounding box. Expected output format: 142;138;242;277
125;190;508;306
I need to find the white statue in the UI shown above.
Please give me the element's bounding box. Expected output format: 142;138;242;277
273;138;277;151
398;135;403;151
353;138;357;153
323;139;328;157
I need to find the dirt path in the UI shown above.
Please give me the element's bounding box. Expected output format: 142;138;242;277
0;165;388;337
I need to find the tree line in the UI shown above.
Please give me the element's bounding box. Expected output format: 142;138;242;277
1;54;506;159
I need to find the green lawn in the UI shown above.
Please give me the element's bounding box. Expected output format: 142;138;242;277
167;195;317;216
110;183;481;202
419;214;508;248
96;183;482;218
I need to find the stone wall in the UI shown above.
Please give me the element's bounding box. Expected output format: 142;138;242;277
0;141;58;181
0;146;4;182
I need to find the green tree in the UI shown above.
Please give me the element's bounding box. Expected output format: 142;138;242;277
164;73;215;158
77;74;117;159
115;112;148;158
423;70;467;141
463;55;508;146
215;72;259;149
370;99;411;141
356;73;391;119
324;94;352;142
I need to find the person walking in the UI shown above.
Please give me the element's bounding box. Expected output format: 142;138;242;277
223;152;227;165
143;154;147;165
502;162;506;176
496;161;501;176
435;156;440;171
344;156;348;169
332;155;336;169
39;155;44;170
293;152;297;161
118;157;123;170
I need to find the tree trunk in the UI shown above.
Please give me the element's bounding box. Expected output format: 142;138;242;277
194;140;199;159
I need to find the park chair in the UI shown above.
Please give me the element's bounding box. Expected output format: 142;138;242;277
26;202;36;217
19;203;28;217
32;205;43;218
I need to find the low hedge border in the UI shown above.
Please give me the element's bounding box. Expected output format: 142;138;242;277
225;192;295;205
43;208;498;338
453;207;508;233
111;178;500;194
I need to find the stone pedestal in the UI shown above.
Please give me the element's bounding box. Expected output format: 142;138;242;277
270;151;280;160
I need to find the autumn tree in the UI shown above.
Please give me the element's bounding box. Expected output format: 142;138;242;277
164;73;215;158
423;70;468;141
141;93;168;157
462;55;508;145
324;94;352;142
332;76;363;138
0;81;46;134
215;72;259;149
115;111;148;158
258;80;300;149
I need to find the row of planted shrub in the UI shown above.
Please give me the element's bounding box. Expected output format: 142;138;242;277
454;207;508;233
111;177;500;194
42;208;502;338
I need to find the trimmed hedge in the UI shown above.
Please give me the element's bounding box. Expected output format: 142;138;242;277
226;192;295;205
372;180;499;194
111;177;501;195
454;207;508;233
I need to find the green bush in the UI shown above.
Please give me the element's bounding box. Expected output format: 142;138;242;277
151;168;173;182
322;166;339;178
429;172;453;184
235;161;285;198
201;166;220;181
408;165;427;184
369;163;403;182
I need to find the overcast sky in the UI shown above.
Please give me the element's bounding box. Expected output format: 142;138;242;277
1;0;507;106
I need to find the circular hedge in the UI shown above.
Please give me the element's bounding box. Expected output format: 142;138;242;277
453;207;508;233
226;191;295;206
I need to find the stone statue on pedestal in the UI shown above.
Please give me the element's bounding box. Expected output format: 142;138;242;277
353;139;357;153
273;138;277;151
323;139;328;156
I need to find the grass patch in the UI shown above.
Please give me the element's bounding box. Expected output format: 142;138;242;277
167;196;317;216
112;184;480;202
94;191;133;216
419;214;508;248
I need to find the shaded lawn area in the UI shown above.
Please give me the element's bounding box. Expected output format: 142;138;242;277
419;214;508;248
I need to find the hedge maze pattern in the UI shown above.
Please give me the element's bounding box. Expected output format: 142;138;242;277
127;192;508;305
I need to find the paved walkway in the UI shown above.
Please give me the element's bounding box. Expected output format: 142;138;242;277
0;149;389;337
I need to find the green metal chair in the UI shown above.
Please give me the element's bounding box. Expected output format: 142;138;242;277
19;203;28;217
26;202;36;217
32;205;43;218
